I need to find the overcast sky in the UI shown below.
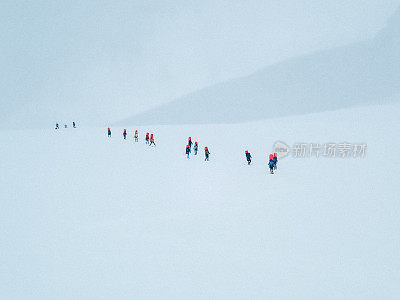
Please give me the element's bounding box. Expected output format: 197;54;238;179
1;0;399;124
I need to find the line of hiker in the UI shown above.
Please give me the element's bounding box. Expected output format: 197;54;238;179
107;128;156;147
106;128;279;173
55;122;76;129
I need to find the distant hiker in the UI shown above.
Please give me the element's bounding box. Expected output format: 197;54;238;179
149;134;156;146
186;144;191;158
205;147;210;161
108;127;111;137
145;132;150;144
64;124;67;128
55;123;59;130
268;154;275;174
273;153;278;170
245;150;252;165
123;129;127;140
72;121;76;128
188;137;193;150
134;130;138;142
194;142;198;155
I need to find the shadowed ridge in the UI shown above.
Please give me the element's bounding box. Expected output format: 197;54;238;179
117;7;400;126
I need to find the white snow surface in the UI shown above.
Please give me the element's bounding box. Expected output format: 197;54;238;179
1;103;399;299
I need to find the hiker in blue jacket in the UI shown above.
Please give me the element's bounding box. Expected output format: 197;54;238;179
268;154;275;174
245;150;252;165
186;144;191;158
188;137;193;150
205;147;210;161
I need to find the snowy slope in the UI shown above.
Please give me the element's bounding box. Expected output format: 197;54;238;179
2;2;398;130
1;103;399;299
119;8;400;126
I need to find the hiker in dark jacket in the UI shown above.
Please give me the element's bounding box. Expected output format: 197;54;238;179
245;150;252;165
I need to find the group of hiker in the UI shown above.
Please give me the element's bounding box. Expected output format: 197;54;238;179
244;151;278;174
185;137;210;161
145;132;156;146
